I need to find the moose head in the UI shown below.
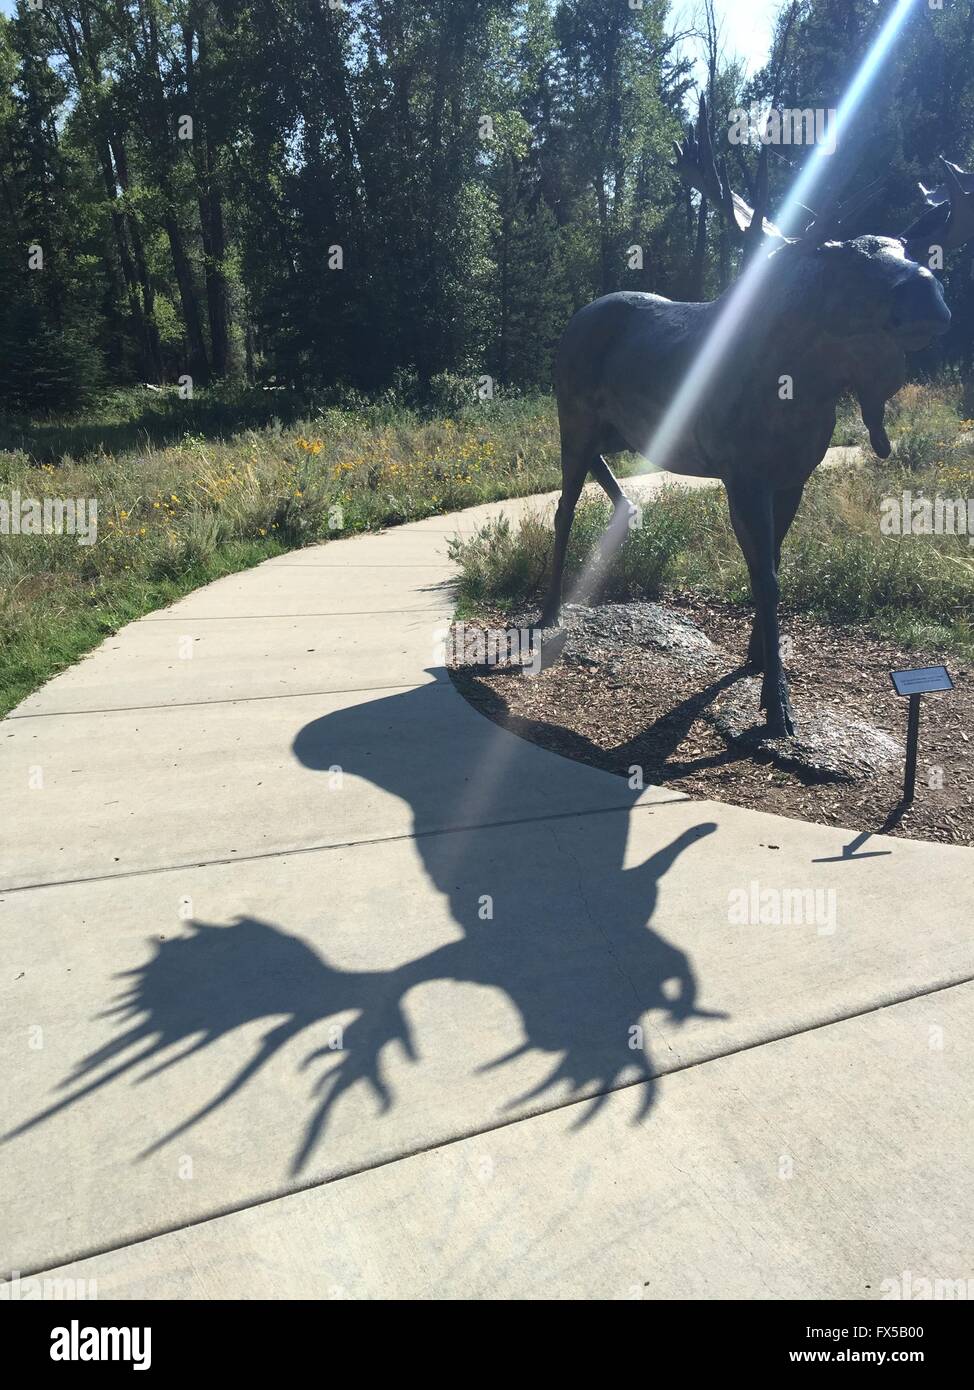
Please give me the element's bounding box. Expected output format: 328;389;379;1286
757;233;950;459
673;97;957;457
540;97;972;740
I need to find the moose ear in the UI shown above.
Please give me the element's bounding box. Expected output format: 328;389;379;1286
902;157;974;256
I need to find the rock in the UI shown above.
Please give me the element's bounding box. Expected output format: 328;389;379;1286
711;677;903;783
518;600;719;670
510;600;903;784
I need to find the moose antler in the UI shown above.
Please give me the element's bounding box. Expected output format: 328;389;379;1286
671;95;726;208
672;95;784;245
794;174;887;248
902;157;974;258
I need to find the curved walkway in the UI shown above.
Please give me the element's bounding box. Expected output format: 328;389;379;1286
2;468;972;1299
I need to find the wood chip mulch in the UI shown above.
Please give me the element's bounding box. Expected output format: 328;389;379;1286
449;595;973;846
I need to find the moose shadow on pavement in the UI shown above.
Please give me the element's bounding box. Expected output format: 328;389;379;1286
5;676;723;1176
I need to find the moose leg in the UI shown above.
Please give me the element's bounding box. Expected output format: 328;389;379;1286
538;444;589;627
590;454;637;515
746;484;804;668
726;479;796;737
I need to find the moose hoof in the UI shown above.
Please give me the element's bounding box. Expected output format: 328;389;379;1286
764;690;797;738
761;673;796;737
765;706;796;739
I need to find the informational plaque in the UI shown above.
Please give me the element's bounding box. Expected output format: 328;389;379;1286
890;666;954;697
888;665;955;808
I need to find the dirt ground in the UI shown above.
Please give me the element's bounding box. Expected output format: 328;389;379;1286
449;595;973;846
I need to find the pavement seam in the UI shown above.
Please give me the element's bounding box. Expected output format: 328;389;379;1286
0;796;690;895
139;605;448;621
241;561;458;567
18;971;974;1283
263;563;455;569
5;679;452;720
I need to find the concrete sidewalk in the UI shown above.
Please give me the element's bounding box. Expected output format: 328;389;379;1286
2;466;972;1298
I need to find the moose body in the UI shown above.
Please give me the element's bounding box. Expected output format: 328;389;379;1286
542;234;952;737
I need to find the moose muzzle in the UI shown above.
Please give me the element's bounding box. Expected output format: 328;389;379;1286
889;269;951;346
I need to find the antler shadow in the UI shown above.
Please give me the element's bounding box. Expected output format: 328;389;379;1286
5;680;724;1175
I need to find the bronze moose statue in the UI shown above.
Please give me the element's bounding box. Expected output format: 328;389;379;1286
540;100;973;738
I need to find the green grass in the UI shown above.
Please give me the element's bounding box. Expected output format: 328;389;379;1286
0;388;578;715
449;485;706;613
1;539;288;716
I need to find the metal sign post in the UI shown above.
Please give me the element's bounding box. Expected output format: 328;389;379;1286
890;666;954;807
902;693;921;805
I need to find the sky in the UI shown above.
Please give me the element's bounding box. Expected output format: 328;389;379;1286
673;0;781;85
